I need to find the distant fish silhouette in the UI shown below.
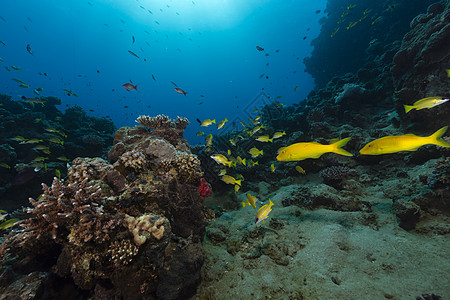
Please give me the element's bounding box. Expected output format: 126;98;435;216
128;50;139;58
26;44;33;55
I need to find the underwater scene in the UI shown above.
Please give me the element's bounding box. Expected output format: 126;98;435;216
0;0;449;299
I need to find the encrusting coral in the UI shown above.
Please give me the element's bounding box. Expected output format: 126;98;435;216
119;149;146;170
124;214;168;245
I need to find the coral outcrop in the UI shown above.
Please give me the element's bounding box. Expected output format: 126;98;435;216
0;115;208;299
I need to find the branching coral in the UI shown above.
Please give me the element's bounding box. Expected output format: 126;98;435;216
108;240;139;266
119;150;146;170
124;214;168;246
14;177;121;247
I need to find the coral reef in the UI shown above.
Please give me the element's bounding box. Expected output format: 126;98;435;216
136;114;190;147
0;94;115;212
0;114;209;299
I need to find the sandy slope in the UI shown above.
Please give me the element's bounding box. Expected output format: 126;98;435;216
192;177;449;300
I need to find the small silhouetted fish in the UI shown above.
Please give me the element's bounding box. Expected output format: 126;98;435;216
276;49;279;53
176;12;180;15
315;10;321;14
170;81;178;87
303;36;307;40
26;44;33;55
155;20;160;25
192;1;195;4
120;19;125;23
139;5;145;10
88;2;93;6
27;16;32;22
200;95;205;97
152;74;156;81
196;118;201;124
104;23;109;27
266;63;269;66
259;74;265;79
307;28;310;31
124;106;129;108
128;50;139;58
44;73;47;76
148;10;152;14
0;16;6;22
24;26;29;32
132;35;135;44
89;109;94;112
265;53;269;56
97;70;100;73
266;76;268;79
198;101;203;105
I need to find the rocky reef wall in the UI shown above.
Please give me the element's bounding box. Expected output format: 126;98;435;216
304;0;435;87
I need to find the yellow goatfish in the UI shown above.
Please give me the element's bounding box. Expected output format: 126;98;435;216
276;138;352;161
359;126;450;155
255;199;274;224
404;97;449;113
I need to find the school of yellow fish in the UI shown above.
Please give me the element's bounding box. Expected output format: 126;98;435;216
203;96;449;225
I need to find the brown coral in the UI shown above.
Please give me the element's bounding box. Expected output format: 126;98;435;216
119;149;146;170
108;240;139;266
123;214;168;246
135;114;190;147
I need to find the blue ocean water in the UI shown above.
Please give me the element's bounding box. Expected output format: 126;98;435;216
0;0;326;145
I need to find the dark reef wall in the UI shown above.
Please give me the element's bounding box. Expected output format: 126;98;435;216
391;1;450;129
0;94;115;211
304;0;435;87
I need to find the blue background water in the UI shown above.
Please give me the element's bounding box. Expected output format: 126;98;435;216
0;0;326;144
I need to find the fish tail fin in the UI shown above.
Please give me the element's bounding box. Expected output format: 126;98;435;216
331;137;353;156
235;179;241;186
403;104;414;114
212;119;216;123
242;201;247;208
260;150;264;155
269;198;274;206
135;85;138;90
269;138;273;143
226;161;232;168
242;158;246;166
429;126;450;147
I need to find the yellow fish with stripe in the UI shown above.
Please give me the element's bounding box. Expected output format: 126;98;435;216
200;119;216;127
210;154;232;167
359;126;450;155
403;97;449;113
255;199;274;224
242;193;258;209
276;138;352;161
221;175;241;186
